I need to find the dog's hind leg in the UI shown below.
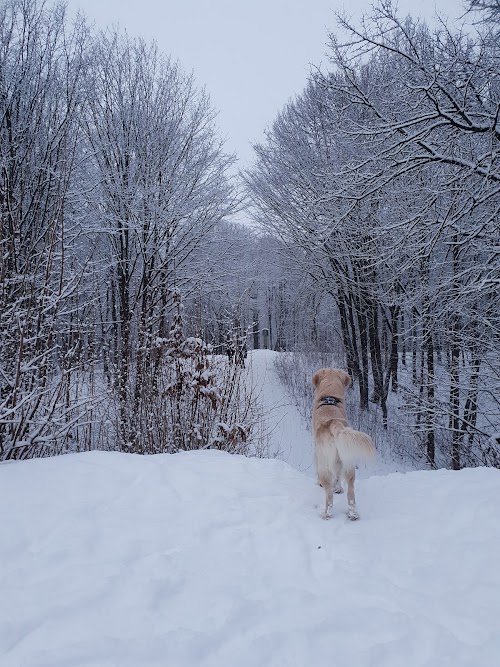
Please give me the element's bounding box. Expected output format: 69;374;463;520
318;472;334;519
345;467;359;521
332;456;344;494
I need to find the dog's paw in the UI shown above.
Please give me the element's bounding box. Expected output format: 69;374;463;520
347;508;360;521
333;486;344;494
321;511;333;520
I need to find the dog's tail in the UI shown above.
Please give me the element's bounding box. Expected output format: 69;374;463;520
332;425;376;468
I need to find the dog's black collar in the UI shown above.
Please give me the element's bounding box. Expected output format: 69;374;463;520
318;395;341;407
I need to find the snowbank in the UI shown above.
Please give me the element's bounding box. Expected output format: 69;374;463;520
1;450;499;666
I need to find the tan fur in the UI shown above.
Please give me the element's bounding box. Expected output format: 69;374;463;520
312;368;375;520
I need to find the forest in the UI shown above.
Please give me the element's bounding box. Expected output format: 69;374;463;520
1;0;499;469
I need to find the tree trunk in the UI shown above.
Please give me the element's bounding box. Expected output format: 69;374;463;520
390;305;399;392
449;333;461;470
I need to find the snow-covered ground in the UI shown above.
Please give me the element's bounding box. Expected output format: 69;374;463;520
1;351;499;666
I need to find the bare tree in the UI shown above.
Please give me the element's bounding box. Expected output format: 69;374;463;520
80;29;238;451
0;0;90;459
245;0;499;468
466;0;500;22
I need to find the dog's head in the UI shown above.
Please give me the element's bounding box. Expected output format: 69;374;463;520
312;368;351;413
312;368;351;425
312;368;351;392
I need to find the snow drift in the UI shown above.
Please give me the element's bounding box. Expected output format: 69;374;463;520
1;450;499;667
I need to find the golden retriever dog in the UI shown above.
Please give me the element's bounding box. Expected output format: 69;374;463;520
312;368;375;520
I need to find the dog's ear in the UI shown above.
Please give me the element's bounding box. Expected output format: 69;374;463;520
312;369;327;387
338;370;352;387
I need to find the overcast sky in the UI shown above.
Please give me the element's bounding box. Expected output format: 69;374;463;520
65;0;466;168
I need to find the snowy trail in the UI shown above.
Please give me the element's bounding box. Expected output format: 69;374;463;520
1;451;499;667
249;349;313;473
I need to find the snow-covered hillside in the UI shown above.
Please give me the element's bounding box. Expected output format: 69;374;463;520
1;449;499;667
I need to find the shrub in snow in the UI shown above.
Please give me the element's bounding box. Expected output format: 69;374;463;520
120;290;262;456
